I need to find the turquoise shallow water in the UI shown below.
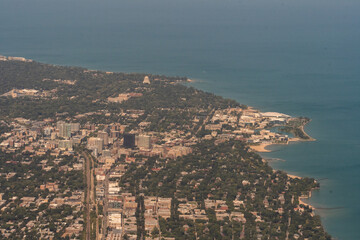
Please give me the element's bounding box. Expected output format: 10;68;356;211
1;0;360;238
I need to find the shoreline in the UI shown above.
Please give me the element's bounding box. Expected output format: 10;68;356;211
251;143;317;211
287;174;316;210
1;55;323;235
250;119;315;153
249;137;302;153
248;122;318;212
299;197;315;210
297;119;316;141
299;124;316;141
249;143;273;152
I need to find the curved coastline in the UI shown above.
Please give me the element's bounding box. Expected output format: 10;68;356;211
0;55;330;238
250;118;316;154
250;120;318;211
188;79;320;215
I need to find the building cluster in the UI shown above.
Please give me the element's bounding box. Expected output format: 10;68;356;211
0;102;299;239
108;93;143;103
0;119;85;239
0;55;33;62
67;104;298;238
104;193;172;239
42;78;77;85
0;119;85;154
203;107;292;145
1;88;56;98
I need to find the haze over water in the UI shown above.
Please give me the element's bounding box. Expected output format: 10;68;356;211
1;0;360;238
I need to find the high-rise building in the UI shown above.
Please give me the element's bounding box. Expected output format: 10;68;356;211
123;134;135;148
137;135;151;149
56;121;64;130
98;131;109;145
57;121;80;138
87;137;104;153
57;122;72;138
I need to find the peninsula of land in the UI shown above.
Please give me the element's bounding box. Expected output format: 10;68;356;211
249;118;315;153
0;55;330;239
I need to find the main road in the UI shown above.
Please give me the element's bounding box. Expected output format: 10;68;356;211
83;151;97;240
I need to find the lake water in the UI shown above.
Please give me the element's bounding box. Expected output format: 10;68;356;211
1;0;360;238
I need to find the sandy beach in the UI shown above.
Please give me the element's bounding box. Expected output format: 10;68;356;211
287;174;302;179
249;143;272;152
250;137;306;153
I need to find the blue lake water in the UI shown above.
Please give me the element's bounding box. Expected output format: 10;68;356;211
1;0;360;238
